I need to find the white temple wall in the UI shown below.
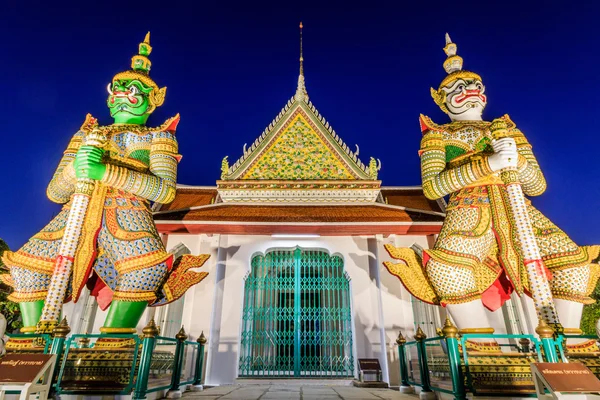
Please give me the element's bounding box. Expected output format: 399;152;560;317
58;230;442;387
379;234;433;387
160;234;218;341
192;233;435;386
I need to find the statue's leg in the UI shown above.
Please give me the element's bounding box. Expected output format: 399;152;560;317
554;297;583;330
97;202;171;338
1;208;69;334
427;207;498;345
446;301;493;332
529;204;599;329
99;261;169;341
104;300;148;329
550;266;590;345
20;300;44;331
427;258;493;333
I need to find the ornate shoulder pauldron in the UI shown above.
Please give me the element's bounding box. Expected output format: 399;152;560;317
420;114;492;163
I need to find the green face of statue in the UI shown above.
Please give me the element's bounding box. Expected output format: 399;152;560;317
107;79;153;125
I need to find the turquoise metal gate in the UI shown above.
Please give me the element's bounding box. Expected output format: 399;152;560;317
239;248;354;377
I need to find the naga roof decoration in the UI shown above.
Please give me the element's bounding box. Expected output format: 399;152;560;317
218;23;381;204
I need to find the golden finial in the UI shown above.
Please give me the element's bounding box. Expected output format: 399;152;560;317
295;22;308;102
299;22;304;76
414;326;427;341
176;326;188;341
197;331;207;345
53;317;71;338
441;317;459;338
142;318;160;338
396;331;406;345
535;318;554;339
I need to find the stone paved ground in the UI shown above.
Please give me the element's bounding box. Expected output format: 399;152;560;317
182;385;417;400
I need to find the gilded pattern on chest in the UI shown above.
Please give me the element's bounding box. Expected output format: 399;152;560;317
106;131;152;170
442;124;493;163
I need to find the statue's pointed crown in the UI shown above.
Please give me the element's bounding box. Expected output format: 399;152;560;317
431;33;482;113
112;32;160;91
442;33;462;74
437;33;481;90
112;32;167;109
132;31;153;74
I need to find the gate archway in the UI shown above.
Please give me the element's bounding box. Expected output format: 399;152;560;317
238;248;354;377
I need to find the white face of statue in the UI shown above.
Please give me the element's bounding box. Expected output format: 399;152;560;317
441;78;487;121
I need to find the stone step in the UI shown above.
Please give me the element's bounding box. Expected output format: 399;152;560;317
233;378;354;386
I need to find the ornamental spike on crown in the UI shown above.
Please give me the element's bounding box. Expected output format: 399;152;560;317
131;31;153;75
442;33;463;74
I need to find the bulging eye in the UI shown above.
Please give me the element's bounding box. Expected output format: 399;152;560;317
129;86;139;95
457;84;464;91
476;83;483;90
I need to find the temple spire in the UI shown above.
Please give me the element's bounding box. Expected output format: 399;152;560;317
295;22;308;102
299;21;304;76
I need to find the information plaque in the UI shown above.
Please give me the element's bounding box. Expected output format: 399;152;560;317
531;362;600;400
0;354;54;383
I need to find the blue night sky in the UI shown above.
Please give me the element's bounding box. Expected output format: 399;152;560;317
1;1;599;249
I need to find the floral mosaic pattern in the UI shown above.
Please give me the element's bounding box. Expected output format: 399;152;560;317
243;115;354;180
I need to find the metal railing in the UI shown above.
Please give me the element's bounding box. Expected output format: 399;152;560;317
395;318;577;400
4;318;208;400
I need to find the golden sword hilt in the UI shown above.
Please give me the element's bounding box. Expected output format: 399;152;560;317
489;118;519;184
76;128;108;196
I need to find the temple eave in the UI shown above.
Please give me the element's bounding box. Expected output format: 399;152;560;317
155;221;442;236
216;179;381;187
217;179;382;203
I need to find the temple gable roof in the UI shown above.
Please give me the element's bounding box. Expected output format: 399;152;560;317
216;47;381;204
220;96;377;182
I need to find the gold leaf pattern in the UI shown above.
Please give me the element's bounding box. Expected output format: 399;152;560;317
242;114;354;180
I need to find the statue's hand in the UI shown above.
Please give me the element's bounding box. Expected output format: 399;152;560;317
74;145;107;180
488;138;518;172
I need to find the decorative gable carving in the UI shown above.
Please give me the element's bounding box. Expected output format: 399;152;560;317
218;86;381;203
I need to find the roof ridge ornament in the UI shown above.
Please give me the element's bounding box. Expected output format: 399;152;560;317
295;22;309;102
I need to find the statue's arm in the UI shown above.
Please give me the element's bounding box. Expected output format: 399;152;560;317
512;130;546;196
101;130;178;204
46;131;84;204
420;130;494;200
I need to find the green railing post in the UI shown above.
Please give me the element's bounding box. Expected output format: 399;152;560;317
396;331;414;394
191;331;207;391
415;327;435;400
166;326;188;398
133;319;159;400
536;319;558;363
50;317;70;388
442;318;466;400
